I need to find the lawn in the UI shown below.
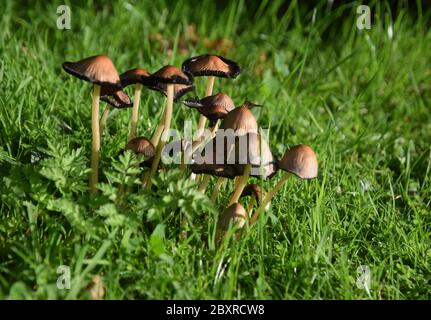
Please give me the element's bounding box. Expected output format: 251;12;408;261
0;0;430;299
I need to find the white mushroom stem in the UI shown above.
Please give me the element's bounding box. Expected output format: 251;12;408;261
100;104;111;138
196;76;214;138
90;84;101;194
250;173;291;226
227;164;251;206
210;177;225;201
144;84;174;189
128;83;142;141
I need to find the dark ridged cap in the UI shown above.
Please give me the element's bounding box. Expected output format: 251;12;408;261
141;65;192;86
182;54;240;79
100;88;133;109
182;92;235;122
62;55;121;89
120;68;150;86
146;82;194;102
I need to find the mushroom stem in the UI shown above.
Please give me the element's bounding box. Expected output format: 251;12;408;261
227;164;251;206
250;173;291;226
128;83;142;141
198;175;211;193
246;196;256;216
144;84;174;189
142;124;165;186
100;104;111;138
90;84;101;194
233;176;241;189
150;123;164;147
180;121;219;174
210;177;225;202
196;76;215;137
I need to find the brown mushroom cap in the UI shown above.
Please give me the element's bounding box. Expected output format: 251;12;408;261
218;203;247;230
125;136;156;168
120;68;150;86
182;92;235;123
182;54;240;79
278;144;318;179
62;55;121;89
125;137;156;158
220;104;259;134
141;65;192;86
146;82;194;102
100;88;133;109
191;132;276;180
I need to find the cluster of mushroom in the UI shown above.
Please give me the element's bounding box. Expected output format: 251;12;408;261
62;53;318;240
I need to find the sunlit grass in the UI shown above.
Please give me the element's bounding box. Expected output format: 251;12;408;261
0;0;430;299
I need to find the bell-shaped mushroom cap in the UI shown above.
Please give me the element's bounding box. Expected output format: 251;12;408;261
125;137;156;168
125;137;156;158
141;65;192;86
278;144;318;179
120;68;150;86
182;54;240;79
146;82;194;102
62;55;121;89
182;92;235;122
100;88;133;109
191;132;276;180
218;203;247;231
220;105;259;134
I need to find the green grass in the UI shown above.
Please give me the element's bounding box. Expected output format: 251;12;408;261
1;0;430;299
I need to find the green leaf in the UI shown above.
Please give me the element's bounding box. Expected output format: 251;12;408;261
149;224;166;256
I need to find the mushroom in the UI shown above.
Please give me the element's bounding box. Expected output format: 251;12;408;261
250;144;318;226
227;132;276;206
125;136;156;168
119;68;150;141
182;54;240;137
99;88;133;137
191;132;276;198
204;101;262;196
62;54;121;193
182;92;235;129
180;93;236;171
240;184;270;215
140;65;192;188
215;202;247;242
220;100;261;135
